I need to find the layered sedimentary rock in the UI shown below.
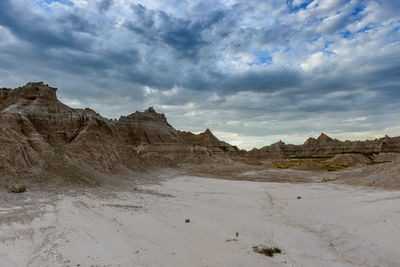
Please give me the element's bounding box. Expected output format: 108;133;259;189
116;107;183;145
0;82;144;186
2;82;400;186
0;82;211;185
248;133;400;158
133;144;211;164
178;128;239;154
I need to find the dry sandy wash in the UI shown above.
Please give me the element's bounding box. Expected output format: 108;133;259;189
1;175;400;267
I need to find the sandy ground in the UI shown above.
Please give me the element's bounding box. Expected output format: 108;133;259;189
1;176;400;267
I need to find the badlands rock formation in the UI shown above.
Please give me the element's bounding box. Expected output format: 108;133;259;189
0;82;141;186
0;82;211;186
116;107;183;145
1;82;400;189
178;129;239;154
248;133;400;158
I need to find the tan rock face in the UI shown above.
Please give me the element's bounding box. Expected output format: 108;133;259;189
325;154;371;165
0;82;212;185
178;128;239;153
116;107;183;145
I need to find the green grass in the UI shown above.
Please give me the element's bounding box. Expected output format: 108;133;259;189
275;165;290;169
367;161;391;165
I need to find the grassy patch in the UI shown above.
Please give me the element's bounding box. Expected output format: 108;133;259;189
273;158;352;172
367;161;391;165
319;163;350;171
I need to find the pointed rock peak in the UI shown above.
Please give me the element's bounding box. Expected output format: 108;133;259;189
317;133;333;142
304;137;317;145
202;128;217;139
204;128;213;135
145;106;156;113
272;140;285;146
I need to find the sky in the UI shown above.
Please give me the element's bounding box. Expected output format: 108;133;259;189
0;0;399;149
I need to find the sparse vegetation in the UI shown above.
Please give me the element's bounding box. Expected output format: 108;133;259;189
321;177;338;182
253;245;282;257
211;151;226;155
320;163;350;171
185;218;190;223
10;184;26;193
275;164;290;169
273;157;353;171
367;161;391;165
288;155;334;160
297;196;301;199
226;232;240;242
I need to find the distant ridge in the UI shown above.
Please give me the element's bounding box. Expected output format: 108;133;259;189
248;133;400;158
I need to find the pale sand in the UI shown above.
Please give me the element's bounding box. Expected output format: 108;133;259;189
1;176;400;266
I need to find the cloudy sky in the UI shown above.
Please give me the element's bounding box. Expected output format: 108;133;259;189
0;0;399;149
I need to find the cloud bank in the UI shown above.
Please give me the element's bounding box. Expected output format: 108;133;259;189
0;0;399;149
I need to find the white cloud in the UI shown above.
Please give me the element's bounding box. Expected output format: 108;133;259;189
70;0;88;7
300;52;337;72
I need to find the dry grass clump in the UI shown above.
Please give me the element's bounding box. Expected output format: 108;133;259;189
10;184;26;193
253;245;281;257
321;177;338;182
275;164;290;169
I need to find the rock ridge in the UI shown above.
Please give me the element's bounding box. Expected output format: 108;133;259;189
248;133;400;158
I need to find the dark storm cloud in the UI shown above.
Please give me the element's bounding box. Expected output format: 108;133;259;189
0;0;399;148
98;0;113;13
126;4;226;59
217;69;302;93
0;0;92;50
57;14;97;34
257;24;313;45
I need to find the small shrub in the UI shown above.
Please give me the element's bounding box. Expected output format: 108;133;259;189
185;218;190;223
253;245;281;257
226;232;240;242
10;184;26;193
321;177;337;182
275;164;290;169
296;196;301;199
